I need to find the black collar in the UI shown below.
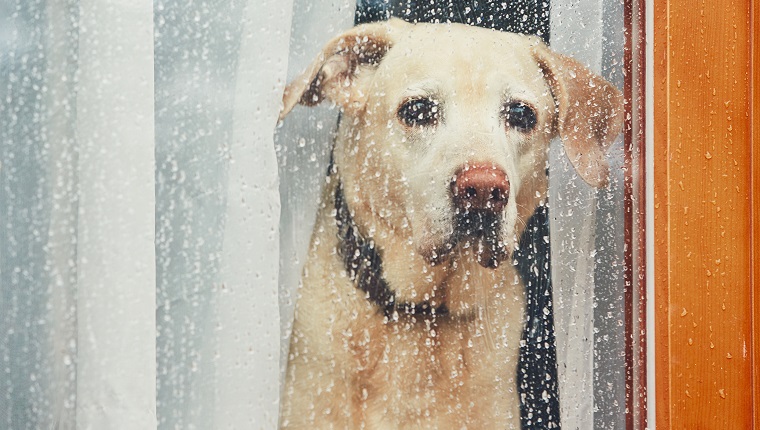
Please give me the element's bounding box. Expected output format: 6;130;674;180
334;183;449;319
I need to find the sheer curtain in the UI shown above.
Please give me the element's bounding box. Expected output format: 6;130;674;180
549;1;626;428
1;0;289;427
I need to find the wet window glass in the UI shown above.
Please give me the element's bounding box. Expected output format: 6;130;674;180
1;1;284;427
277;1;645;429
0;0;644;428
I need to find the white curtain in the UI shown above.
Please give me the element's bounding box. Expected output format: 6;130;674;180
75;0;156;427
0;0;289;428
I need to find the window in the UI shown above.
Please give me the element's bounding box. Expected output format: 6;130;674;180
3;0;758;428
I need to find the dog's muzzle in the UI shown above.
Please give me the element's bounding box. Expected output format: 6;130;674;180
451;164;510;213
445;164;511;269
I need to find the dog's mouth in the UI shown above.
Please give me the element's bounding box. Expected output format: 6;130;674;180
426;209;510;269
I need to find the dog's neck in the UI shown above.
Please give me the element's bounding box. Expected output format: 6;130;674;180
333;182;449;319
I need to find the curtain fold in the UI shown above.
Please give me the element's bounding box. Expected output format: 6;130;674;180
1;1;61;427
213;0;292;427
547;3;602;424
153;0;243;426
550;1;626;428
74;0;157;427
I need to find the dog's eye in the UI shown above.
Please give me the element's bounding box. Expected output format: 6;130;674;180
504;102;537;132
398;98;440;128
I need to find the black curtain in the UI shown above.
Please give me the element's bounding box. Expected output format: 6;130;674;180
353;2;559;428
356;0;550;44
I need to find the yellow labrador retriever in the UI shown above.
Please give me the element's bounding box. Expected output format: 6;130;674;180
278;18;622;429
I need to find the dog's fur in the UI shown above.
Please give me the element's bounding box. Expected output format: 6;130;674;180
278;19;623;429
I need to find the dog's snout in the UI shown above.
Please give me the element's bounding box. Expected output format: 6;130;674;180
451;164;510;212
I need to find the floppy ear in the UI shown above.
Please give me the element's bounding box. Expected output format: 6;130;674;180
532;44;624;188
279;19;408;121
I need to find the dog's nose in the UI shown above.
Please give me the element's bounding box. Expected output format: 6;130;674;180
451;164;510;213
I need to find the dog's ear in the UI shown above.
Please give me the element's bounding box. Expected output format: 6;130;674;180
532;44;624;188
279;19;408;121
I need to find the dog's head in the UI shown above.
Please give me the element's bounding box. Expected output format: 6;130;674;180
280;19;623;272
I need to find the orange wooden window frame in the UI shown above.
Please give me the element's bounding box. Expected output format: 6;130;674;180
653;0;760;428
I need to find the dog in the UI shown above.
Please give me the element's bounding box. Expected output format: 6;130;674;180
277;18;622;429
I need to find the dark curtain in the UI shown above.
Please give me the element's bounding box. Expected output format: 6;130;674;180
356;0;550;44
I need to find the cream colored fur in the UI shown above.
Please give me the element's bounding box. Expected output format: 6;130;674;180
278;19;623;429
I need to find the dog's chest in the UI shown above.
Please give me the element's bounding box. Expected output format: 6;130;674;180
343;309;522;429
286;199;524;429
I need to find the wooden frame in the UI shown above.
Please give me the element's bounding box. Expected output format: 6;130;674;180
753;3;760;429
624;0;648;428
654;0;759;427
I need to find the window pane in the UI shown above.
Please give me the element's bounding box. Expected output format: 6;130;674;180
277;1;644;428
